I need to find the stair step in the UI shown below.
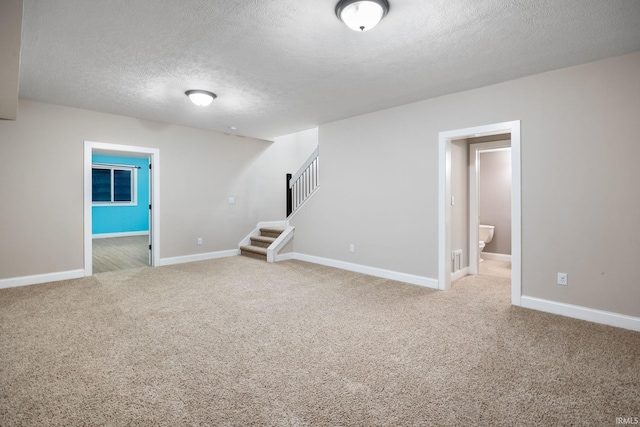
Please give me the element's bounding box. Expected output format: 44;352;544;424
250;235;276;248
240;245;267;255
260;227;285;239
240;245;267;260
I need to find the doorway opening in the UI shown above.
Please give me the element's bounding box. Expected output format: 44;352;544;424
438;121;521;306
84;141;160;276
469;139;512;275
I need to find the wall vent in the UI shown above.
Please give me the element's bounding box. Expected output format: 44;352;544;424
452;249;463;273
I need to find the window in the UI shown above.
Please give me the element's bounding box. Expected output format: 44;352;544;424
92;164;138;205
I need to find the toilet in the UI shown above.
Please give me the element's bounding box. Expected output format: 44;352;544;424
478;225;495;263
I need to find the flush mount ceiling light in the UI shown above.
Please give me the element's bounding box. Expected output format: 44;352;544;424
185;90;217;107
335;0;389;32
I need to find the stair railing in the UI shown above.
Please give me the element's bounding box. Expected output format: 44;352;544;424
287;147;319;216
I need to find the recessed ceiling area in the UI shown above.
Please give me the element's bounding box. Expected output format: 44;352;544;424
17;0;640;141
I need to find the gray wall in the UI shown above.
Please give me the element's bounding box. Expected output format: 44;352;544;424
291;51;640;318
479;149;511;255
451;140;469;267
0;100;316;279
0;0;22;120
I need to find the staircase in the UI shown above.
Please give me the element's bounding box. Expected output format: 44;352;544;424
240;227;286;261
238;147;317;263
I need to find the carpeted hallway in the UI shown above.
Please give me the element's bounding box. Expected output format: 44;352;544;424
1;257;638;426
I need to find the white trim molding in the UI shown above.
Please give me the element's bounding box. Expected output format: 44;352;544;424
293;253;439;289
84;141;160;276
521;296;640;332
157;249;239;267
275;252;295;262
481;252;512;262
451;267;469;282
267;226;295;263
0;269;85;290
439;120;522;306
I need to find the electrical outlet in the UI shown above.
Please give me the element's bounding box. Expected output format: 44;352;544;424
197;238;203;245
557;272;568;286
349;244;355;253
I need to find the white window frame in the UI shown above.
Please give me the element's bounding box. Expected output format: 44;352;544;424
91;163;138;206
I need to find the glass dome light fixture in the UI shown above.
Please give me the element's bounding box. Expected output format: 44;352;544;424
185;90;217;107
335;0;389;32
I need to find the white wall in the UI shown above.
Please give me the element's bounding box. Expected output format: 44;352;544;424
451;140;469;268
0;100;316;280
291;51;640;318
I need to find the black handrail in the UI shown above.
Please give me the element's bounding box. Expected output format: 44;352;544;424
286;173;293;217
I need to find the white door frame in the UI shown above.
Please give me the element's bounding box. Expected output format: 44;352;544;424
438;121;521;306
84;141;160;276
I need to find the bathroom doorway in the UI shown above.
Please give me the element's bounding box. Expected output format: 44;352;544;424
469;139;512;276
438;121;522;306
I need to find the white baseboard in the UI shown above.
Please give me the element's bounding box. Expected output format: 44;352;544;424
157;249;239;267
0;249;238;288
0;269;85;289
521;296;640;332
93;231;149;239
481;252;512;262
292;253;439;289
451;267;469;281
275;252;295;262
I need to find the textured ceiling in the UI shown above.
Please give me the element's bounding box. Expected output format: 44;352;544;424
18;0;640;141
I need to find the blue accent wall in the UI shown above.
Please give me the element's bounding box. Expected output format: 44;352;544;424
92;154;149;235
